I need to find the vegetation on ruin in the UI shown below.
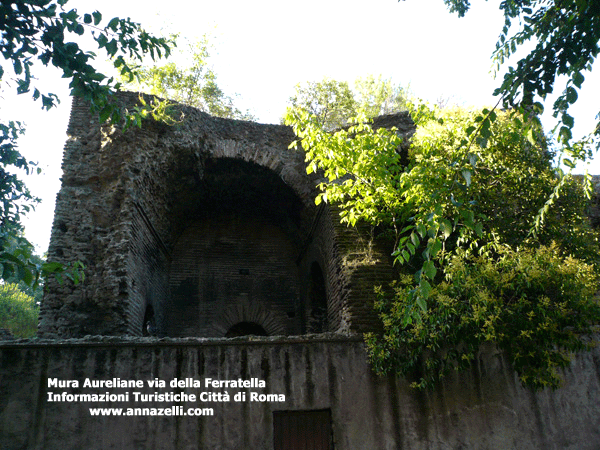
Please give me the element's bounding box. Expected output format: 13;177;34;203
285;0;600;391
121;35;254;120
0;283;38;338
0;0;173;291
287;96;600;390
286;76;411;130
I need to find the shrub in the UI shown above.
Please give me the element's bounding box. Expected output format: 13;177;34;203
366;244;600;390
0;283;38;338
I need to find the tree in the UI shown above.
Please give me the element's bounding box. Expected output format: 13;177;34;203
432;0;600;159
123;35;255;120
287;76;410;130
287;78;357;130
286;103;600;389
0;283;38;338
0;0;172;288
353;75;411;118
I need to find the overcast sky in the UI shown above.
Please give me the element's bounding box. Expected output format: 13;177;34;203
3;0;599;253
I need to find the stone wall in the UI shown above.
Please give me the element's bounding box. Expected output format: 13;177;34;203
1;336;600;449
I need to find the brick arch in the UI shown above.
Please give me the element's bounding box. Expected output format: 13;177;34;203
210;298;288;337
143;96;320;210
205;141;314;207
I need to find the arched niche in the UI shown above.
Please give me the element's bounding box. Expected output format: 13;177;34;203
160;157;309;337
307;262;328;333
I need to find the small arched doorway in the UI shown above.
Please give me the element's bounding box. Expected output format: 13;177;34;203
225;322;268;338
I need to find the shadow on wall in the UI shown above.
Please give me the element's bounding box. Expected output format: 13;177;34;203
136;157;333;339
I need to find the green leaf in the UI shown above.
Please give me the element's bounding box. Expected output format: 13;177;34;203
475;136;488;148
562;113;574;128
13;59;22;75
416;223;426;238
461;169;471;187
410;232;420;247
419;279;432;299
105;39;118;56
572;72;585;89
559;126;572;143
423;260;437;280
566;87;578;104
107;17;120;30
430;239;443;258
468;153;477;167
440;219;453;240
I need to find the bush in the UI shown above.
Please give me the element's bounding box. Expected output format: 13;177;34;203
366;244;600;390
0;283;38;338
290;102;600;390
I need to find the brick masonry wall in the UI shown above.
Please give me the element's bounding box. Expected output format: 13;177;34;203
127;203;170;336
167;214;301;337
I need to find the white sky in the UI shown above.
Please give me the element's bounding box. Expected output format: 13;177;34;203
4;0;600;253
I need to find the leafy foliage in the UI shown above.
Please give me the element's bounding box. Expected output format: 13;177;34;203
287;109;404;226
367;244;600;390
0;0;171;119
0;121;37;237
288;102;600;390
122;35;254;120
287;75;410;130
0;283;39;338
0;0;171;291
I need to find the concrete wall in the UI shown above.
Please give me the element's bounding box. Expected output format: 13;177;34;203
1;336;599;450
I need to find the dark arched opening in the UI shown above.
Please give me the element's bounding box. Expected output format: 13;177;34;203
142;304;156;337
308;262;328;333
225;322;268;338
165;157;306;337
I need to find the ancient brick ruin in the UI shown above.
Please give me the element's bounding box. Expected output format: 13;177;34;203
1;93;600;449
38;93;415;341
